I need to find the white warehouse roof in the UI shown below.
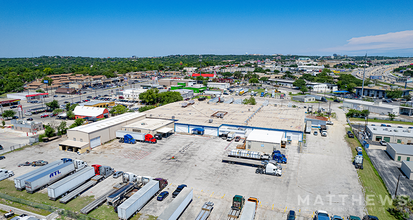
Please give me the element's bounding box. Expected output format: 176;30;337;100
73;106;107;117
246;130;283;144
69;112;145;133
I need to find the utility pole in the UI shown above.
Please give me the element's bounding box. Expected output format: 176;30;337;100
395;174;401;198
361;53;367;98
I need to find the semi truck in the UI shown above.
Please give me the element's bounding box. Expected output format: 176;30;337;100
222;157;266;167
255;161;282;176
48;166;95;200
228;195;245;220
229;150;270;160
25;160;87;193
108;182;135;211
91;164;114;178
239;198;258;220
117;178;168;220
157;188;193;220
0;169;14;181
354;155;364;169
195;201;214;220
116;130;157;143
14;159;66;190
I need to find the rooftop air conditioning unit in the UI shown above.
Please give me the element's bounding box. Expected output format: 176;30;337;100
209;119;213;123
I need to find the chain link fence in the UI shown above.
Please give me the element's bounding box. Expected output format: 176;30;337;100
0;192;57;213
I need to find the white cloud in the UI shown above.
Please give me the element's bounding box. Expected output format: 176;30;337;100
324;30;413;52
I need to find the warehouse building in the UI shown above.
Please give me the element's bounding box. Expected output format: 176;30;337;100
73;106;109;120
292;95;315;103
246;130;283;153
63;112;146;151
343;99;400;115
305;116;328;128
207;82;230;90
173;89;194;99
401;161;413;180
11;120;43;133
386;143;413;161
121;118;174;136
366;126;413;144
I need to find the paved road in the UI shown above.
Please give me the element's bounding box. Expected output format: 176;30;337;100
0;203;47;220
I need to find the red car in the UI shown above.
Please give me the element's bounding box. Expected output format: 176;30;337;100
40;114;49;118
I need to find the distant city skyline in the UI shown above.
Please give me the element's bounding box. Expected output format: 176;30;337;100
1;1;413;58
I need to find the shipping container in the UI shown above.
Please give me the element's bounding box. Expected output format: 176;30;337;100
48;167;95;200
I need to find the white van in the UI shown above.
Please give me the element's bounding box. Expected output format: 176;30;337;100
0;169;14;181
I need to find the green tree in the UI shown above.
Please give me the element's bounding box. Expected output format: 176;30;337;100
43;67;53;75
138;105;156;112
308;86;313;94
242;96;256;105
221;72;233;77
203;80;208;86
36;89;45;93
273;70;280;74
66;110;75;119
46;100;59;110
196;76;204;81
293;79;306;88
53;108;63;115
254;67;265;73
69;118;84;128
249;78;259;84
69;104;78;111
386;89;403;99
260;77;268;82
44;125;55;137
233;71;242;79
57;121;67;135
2;110;15;118
2;120;5;127
347;83;357;93
139;89;159;105
65;103;71;111
300;86;308;94
111;105;127;115
388;113;396;121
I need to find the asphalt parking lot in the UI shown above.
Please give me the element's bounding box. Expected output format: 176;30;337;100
1;107;366;220
367;148;413;198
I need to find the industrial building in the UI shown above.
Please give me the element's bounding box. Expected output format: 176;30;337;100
366;126;413;144
292;95;315;103
207;82;230;90
64;112;146;150
386;143;413;161
245;130;283;153
120;118;174;136
401;161;413;180
305;116;328;128
343;99;400;115
158;78;195;87
120;89;147;99
355;85;411;98
73;106;109;120
173;89;194;99
144;101;304;144
11;120;43;133
55;88;77;94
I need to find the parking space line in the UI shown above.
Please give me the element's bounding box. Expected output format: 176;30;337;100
210;192;214;197
284;207;287;212
272;204;274;210
221;194;225;199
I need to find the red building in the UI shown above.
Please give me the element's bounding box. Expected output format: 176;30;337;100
191;73;215;78
73;106;109;120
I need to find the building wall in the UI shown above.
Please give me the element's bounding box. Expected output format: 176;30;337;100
368;127;413;144
67;130;89;143
401;162;413;180
292;96;315;102
207;83;230;90
386;145;413;161
246;140;280;154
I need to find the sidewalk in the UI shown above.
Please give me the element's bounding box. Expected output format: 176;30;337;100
0;203;47;219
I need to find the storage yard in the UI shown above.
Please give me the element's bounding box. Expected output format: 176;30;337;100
0;104;365;219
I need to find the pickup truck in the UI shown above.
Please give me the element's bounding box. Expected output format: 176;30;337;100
172;184;187;198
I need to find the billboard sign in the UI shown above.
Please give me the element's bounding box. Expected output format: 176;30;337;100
44;80;48;84
407;77;413;83
369;76;382;80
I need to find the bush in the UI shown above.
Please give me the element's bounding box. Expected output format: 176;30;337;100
139;105;156;112
38;134;46;142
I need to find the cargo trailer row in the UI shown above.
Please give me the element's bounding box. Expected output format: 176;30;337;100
14;159;65;191
157;188;193;220
59;175;103;204
80;183;124;214
228;150;270;160
117;178;168;220
195;201;214;220
25;160;87;193
48;166;95;200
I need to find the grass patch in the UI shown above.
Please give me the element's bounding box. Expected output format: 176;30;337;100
349;118;413;126
88;203;122;220
344;127;395;219
0;198;51;216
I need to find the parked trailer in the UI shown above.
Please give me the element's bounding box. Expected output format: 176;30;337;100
157;188;193;220
222;157;265;167
80;183;124;214
14;159;65;190
116;130;157;143
195;201;214;220
25;160;87;193
229;150;270;160
117;179;168;220
107;182;135;209
239;198;258;220
48;166;95;200
60;175;103;204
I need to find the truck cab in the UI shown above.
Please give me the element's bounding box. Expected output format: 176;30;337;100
73;160;87;170
122;172;137;183
0;169;14;181
232;195;245;210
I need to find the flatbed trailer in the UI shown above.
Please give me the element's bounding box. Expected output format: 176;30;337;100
80;183;124;214
60;175;103;204
195;201;214;220
222;157;265;167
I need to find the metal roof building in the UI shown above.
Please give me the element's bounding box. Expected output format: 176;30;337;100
401;161;413;180
386;143;413;161
66;112;146;150
73;106;109;119
121;118;174;136
343;99;400;115
366;126;413;144
246;130;284;153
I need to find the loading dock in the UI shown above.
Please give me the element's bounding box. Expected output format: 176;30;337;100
59;140;91;154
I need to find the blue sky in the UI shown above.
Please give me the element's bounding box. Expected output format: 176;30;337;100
1;0;413;57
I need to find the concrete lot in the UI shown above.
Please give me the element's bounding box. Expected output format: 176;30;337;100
0;128;32;153
367;148;413;198
1;102;366;219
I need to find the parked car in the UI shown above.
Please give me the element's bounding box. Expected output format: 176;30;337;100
157;191;169;201
53;95;58;97
113;171;123;179
314;210;329;220
61;95;66;97
314;131;318;136
198;97;206;101
331;215;343;220
326;121;334;125
0;156;5;160
379;140;387;146
172;184;187;198
40;114;49;118
26;118;33;121
398;126;403;128
386;125;391;127
32;160;48;166
234;136;241;142
10;105;17;109
18;161;31;167
362;215;379;220
409;127;413;129
348;216;361;220
64;101;69;104
154;134;162;140
287;210;296;220
25;112;32;116
380;124;386;127
333;99;341;103
371;124;375;126
0;145;3;150
4;210;14;218
347;131;354;138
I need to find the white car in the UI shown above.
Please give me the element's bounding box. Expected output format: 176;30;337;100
326;121;334;125
25;112;32;116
